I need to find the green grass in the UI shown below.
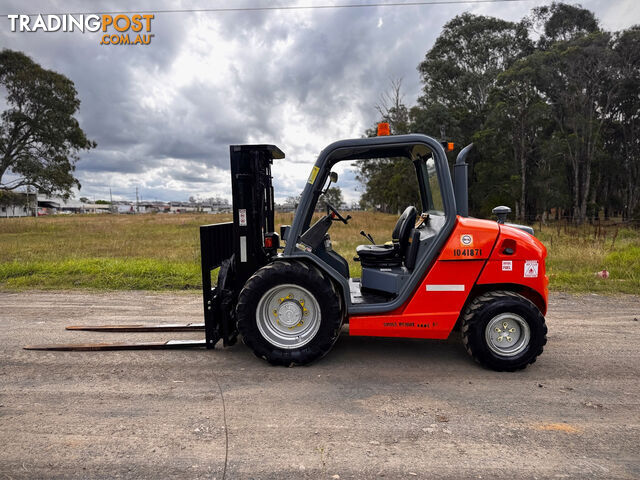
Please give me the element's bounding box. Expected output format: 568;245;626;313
537;225;640;294
0;213;638;293
0;258;201;290
0;213;222;291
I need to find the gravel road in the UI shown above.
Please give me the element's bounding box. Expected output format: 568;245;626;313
0;291;638;479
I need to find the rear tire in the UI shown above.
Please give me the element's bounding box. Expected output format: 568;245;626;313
236;260;343;366
461;291;547;372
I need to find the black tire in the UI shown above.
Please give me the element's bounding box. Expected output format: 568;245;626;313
236;260;343;366
461;290;547;372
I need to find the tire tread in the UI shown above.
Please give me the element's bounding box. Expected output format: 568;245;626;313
237;260;342;366
461;290;547;372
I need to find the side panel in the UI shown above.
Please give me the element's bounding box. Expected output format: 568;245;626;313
349;260;485;339
476;224;549;313
348;217;499;339
438;217;500;261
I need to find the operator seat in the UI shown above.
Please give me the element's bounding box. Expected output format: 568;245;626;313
356;206;417;268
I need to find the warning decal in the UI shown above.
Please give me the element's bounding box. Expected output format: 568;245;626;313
524;260;539;278
502;260;512;271
238;208;247;226
308;166;320;184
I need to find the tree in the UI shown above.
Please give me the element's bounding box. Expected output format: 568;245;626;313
0;189;27;209
368;78;411;136
358;157;420;213
357;79;421;213
0;49;95;198
414;13;532;215
528;2;599;47
605;26;640;219
416;13;532;140
284;194;301;207
525;31;617;223
474;59;550;220
319;187;344;210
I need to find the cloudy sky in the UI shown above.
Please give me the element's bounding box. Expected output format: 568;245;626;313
1;0;638;204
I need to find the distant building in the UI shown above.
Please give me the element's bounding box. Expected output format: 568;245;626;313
1;192;234;217
138;202;170;213
0;191;36;217
0;202;33;218
115;203;135;214
169;202;197;213
37;195;111;214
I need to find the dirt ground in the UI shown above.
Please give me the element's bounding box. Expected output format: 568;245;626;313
0;291;638;479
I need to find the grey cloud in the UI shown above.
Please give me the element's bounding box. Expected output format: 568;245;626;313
80;150;149;174
171;171;215;184
1;0;635;202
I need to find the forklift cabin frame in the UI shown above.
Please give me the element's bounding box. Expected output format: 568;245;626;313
283;134;457;316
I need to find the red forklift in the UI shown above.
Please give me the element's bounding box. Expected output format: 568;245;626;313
27;128;548;371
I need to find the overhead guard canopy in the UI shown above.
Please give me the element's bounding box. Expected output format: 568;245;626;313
230;144;285;159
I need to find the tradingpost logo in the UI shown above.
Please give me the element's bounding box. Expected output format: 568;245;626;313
7;13;155;46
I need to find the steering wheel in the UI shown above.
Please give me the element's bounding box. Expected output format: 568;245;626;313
325;202;351;224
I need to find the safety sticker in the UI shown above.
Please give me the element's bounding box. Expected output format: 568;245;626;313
524;260;539;278
502;260;512;271
296;243;313;253
460;234;473;246
308;166;320;184
238;209;247;226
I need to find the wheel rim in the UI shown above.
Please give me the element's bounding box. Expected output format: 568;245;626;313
256;284;321;349
484;312;531;357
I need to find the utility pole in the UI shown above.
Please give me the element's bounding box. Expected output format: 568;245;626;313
135;186;139;214
109;186;115;214
29;185;36;218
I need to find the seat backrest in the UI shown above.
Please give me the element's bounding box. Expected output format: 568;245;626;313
404;229;421;270
392;206;417;254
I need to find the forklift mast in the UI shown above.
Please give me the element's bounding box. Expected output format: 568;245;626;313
200;144;285;348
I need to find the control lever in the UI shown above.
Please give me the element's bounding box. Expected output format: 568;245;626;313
360;230;375;244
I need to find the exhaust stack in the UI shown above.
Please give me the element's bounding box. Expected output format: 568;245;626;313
453;143;473;217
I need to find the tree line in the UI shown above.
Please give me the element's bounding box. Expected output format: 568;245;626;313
358;3;639;224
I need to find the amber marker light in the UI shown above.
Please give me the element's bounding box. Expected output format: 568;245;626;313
377;122;390;136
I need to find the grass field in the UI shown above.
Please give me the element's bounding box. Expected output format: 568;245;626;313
0;212;638;293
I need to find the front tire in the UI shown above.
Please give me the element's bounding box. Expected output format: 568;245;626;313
236;260;343;366
462;291;547;371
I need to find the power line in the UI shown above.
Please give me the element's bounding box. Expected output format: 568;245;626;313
3;0;538;17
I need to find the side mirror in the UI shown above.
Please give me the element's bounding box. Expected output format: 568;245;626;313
323;171;339;194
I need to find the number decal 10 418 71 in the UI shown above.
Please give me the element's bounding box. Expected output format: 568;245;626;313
453;248;482;257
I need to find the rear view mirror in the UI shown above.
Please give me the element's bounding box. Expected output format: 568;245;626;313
323;171;339;194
